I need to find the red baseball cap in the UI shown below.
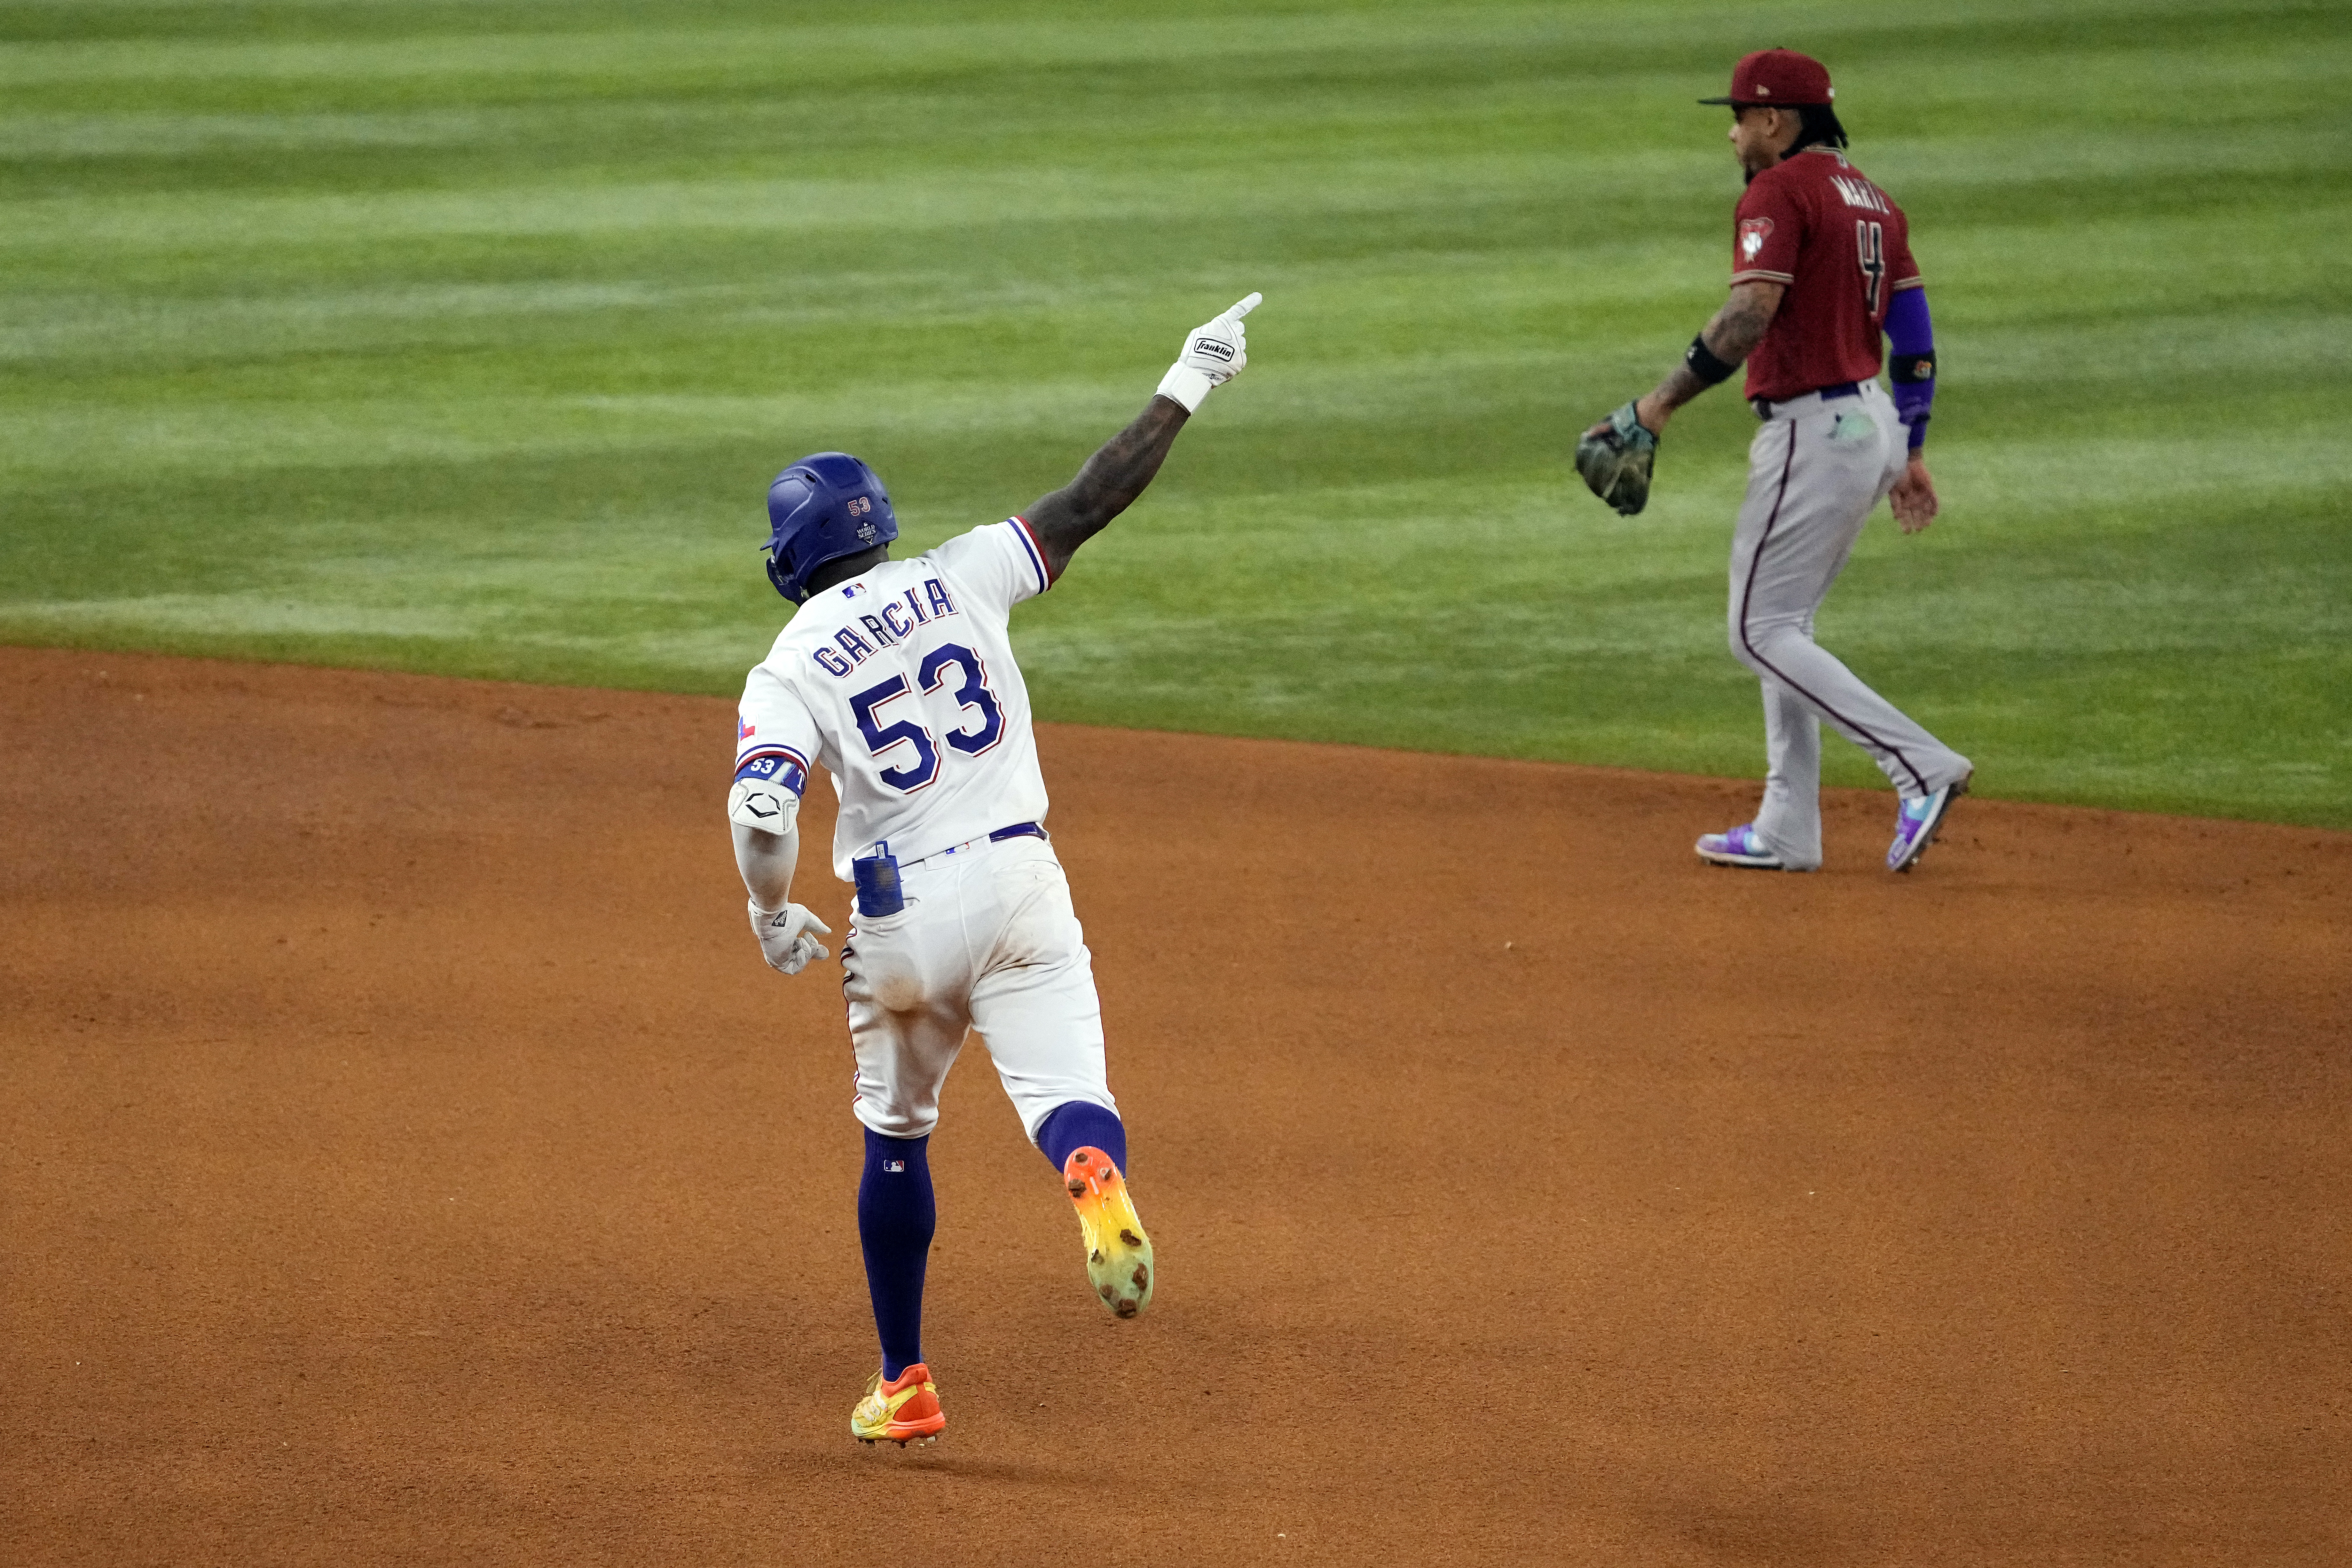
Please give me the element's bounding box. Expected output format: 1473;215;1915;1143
1700;49;1835;107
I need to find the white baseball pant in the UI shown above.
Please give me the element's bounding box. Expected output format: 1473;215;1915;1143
840;833;1118;1142
1729;381;1972;870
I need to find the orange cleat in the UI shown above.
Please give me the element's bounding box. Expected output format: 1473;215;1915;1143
1063;1147;1154;1320
850;1362;945;1446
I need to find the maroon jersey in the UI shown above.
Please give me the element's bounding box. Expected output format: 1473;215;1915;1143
1730;147;1922;402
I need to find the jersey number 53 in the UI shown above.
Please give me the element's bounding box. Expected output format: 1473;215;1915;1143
848;643;1005;793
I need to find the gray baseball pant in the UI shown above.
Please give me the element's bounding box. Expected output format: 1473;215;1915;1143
1727;382;1971;871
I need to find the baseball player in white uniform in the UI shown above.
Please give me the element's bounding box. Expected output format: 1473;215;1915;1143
729;293;1262;1446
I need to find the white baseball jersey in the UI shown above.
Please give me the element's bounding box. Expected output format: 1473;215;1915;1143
735;517;1055;881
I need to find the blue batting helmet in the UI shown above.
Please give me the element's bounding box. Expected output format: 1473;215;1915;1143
763;452;898;603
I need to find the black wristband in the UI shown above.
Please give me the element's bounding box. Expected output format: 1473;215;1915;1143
1684;334;1737;386
1890;352;1936;384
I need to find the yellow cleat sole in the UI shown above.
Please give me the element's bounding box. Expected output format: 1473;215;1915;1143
1065;1146;1153;1320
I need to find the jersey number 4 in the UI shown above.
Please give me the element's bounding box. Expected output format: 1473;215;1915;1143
849;643;1005;793
1855;220;1885;315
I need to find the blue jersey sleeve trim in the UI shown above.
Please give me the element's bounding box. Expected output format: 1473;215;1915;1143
733;744;811;796
1008;515;1053;593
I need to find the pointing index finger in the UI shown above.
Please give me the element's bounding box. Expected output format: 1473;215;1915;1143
1227;291;1263;319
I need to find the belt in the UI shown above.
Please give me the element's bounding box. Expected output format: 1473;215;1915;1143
901;821;1046;868
1750;380;1862;420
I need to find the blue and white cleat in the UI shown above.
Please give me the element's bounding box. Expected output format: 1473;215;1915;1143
1887;775;1970;872
1695;822;1787;870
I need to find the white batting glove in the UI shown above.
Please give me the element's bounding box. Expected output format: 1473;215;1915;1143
748;899;832;976
1155;292;1263;413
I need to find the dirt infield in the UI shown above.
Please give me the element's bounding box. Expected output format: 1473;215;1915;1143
3;646;2347;1567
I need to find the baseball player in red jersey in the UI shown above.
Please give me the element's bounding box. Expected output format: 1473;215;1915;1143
1584;49;1971;872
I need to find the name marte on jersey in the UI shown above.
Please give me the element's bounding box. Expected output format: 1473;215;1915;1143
810;578;962;677
1829;175;1890;214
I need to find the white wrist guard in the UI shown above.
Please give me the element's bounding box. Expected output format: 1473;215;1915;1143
1155;363;1218;413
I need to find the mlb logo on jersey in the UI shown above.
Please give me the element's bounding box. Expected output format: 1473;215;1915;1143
1739;217;1774;261
884;1159;906;1173
840;582;867;599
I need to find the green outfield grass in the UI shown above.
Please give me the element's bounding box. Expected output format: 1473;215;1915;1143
4;0;2348;825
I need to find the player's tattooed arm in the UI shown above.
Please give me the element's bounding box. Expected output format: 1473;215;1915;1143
1624;280;1787;436
1024;395;1191;579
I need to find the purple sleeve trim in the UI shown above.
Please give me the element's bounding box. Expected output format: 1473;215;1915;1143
1884;286;1934;448
1885;286;1932;357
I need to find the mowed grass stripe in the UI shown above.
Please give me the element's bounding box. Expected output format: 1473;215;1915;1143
1;0;2346;825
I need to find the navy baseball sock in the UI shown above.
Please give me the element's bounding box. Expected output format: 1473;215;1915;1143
1035;1099;1128;1176
857;1128;935;1382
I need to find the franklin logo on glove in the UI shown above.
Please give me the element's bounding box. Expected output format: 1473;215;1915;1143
1154;292;1259;411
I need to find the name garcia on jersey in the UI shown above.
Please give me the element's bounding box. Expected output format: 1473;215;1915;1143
735;517;1053;880
811;578;962;679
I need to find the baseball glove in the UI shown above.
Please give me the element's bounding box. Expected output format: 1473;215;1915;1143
1575;401;1659;516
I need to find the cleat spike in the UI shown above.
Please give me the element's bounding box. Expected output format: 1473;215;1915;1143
848;1362;947;1446
1063;1146;1155;1321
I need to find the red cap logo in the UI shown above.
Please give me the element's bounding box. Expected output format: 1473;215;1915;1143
1702;49;1834;107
